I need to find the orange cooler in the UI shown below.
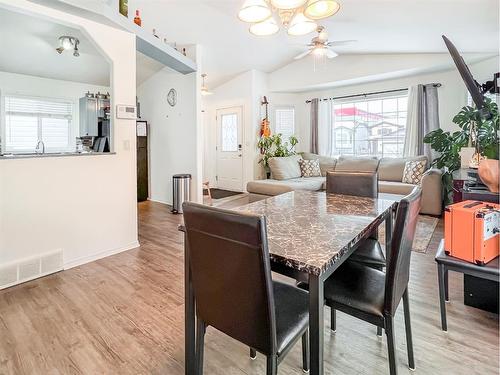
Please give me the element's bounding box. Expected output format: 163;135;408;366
444;200;500;265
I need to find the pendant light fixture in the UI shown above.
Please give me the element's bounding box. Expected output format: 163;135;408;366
201;74;213;96
304;0;340;19
270;0;307;10
238;0;340;37
250;17;279;36
238;0;272;23
287;10;317;36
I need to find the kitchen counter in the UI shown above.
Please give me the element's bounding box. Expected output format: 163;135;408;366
0;151;116;160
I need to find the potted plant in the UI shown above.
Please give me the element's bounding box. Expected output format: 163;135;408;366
423;97;499;203
257;134;298;178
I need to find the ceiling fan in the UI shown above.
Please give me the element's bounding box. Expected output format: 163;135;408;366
294;26;355;60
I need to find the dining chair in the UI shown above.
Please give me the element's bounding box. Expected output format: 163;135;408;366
182;202;310;375
325;171;386;334
323;187;422;375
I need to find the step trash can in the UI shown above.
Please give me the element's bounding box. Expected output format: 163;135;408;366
172;174;191;214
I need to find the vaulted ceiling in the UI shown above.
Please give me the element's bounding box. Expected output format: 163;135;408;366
130;0;499;88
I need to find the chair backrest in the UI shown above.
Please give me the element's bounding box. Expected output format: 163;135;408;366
326;171;378;198
384;187;422;316
182;202;277;355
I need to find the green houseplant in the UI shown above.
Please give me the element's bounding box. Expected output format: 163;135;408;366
257;134;298;178
423;97;499;203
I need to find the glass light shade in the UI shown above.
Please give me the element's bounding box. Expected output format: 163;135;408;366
312;46;326;56
287;11;317;36
249;17;279;36
238;0;272;23
201;87;213;96
304;0;340;19
270;0;307;10
60;37;73;50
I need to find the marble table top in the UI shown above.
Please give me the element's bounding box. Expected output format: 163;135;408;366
233;191;397;276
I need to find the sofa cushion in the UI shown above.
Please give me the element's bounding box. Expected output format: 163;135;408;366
378;156;428;182
301;152;337;176
402;159;427;184
247;177;325;196
378;181;417;195
335;156;380;173
298;159;321;177
268;154;302;180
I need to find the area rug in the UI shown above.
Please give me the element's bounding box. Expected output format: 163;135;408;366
204;188;242;200
378;215;439;254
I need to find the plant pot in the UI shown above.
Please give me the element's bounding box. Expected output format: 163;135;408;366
478;159;499;193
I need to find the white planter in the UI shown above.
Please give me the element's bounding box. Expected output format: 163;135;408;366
459;147;475;168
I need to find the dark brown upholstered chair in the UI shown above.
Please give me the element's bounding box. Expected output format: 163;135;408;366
182;202;310;375
323;187;422;375
325;171;386;334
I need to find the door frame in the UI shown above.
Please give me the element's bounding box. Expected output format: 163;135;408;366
215;105;245;192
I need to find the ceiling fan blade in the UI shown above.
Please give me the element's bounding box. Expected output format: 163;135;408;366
327;39;357;46
326;48;338;59
294;49;312;60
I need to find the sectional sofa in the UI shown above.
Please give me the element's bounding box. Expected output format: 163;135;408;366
246;153;442;216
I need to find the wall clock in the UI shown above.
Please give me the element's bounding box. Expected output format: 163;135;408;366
167;88;177;107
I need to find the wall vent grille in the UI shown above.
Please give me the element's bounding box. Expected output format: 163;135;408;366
0;250;63;290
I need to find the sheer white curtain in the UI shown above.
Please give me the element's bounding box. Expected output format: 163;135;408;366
317;99;334;156
403;86;419;156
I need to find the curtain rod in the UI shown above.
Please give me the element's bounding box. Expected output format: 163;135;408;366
305;83;442;104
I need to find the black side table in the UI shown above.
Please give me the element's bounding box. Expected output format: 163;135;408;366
435;240;499;331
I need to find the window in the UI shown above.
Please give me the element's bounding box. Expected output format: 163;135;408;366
3;95;73;153
220;113;238;152
275;107;295;140
330;93;408;158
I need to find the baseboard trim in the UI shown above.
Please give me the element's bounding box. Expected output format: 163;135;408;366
64;240;140;270
148;198;172;206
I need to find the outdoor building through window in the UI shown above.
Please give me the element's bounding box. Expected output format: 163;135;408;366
330;93;408;158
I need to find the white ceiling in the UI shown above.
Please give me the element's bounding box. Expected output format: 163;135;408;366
0;7;110;86
129;0;499;88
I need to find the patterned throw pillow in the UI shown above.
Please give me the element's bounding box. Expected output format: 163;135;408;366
402;160;427;184
298;159;321;177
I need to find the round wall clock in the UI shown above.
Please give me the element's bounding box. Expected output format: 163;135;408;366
167;88;177;107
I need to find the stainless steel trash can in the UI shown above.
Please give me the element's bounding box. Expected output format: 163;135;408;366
172;174;191;214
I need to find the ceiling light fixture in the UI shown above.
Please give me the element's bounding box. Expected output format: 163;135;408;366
304;0;340;19
238;0;340;37
238;0;272;23
56;36;80;57
250;17;280;36
201;74;213;96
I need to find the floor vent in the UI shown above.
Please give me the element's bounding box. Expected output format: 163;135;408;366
0;250;63;290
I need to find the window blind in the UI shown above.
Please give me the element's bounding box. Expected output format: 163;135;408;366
4;95;73;152
275;107;295;140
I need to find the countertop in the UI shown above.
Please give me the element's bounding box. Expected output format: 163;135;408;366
0;152;116;160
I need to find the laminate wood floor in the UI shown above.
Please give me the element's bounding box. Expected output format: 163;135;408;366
0;200;498;374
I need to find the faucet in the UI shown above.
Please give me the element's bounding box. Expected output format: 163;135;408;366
35;140;45;154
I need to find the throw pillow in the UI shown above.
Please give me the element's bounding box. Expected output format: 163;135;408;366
402;160;427;184
268;154;303;180
299;159;321;177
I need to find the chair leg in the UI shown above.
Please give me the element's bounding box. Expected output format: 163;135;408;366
437;263;448;331
266;355;278;375
385;317;398;375
302;331;310;373
250;348;257;360
330;308;336;332
196;318;206;375
403;289;415;371
444;269;449;302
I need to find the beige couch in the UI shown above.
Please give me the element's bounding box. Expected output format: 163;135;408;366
246;153;442;216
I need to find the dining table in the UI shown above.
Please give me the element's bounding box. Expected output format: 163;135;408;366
180;190;398;375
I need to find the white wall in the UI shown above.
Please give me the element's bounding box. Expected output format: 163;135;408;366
0;70;110;151
0;0;138;269
291;56;499;149
137;68;201;205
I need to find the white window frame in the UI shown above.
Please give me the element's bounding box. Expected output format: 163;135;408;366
330;91;409;158
274;106;295;140
1;92;76;154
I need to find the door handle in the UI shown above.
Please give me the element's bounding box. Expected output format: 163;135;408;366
238;154;242;157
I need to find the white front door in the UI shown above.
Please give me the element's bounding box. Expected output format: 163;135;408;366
216;107;243;191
